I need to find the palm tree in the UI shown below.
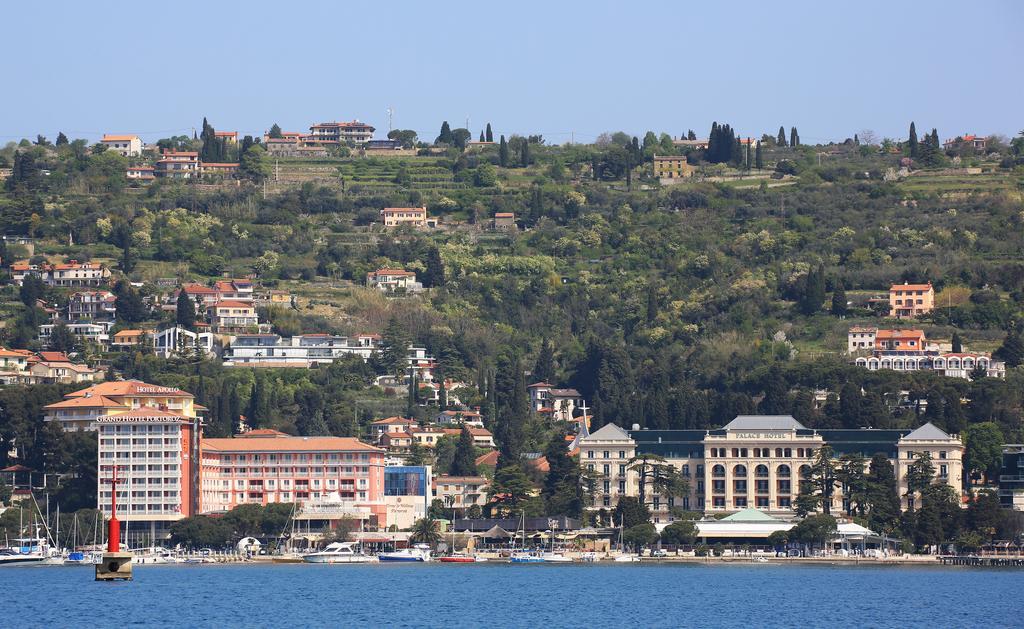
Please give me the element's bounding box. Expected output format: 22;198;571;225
410;517;441;545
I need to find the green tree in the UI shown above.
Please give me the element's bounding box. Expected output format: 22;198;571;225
378;317;411;379
777;126;787;147
498;135;509;167
966;489;1005;542
410;517;441;544
798;265;826;315
831;282;847;317
421;247;445;288
240;145;270;182
48;322;78;353
755;141;763;169
449;427;479;477
113;280;146;323
613;496;651;528
904;452;935;511
759;366;789;414
436;121;453;145
487;463;536;516
169;515;232;548
176;290;196;329
908;121;918;158
622;523;658;553
962;422;1004;485
796;445;838;515
951;332;963;353
268;123;283;139
789;514;837;552
485;123;493;143
790;127;799;147
659;520;696;547
994;328;1024;367
55;132;69;146
865;454;901;534
835;453;868;516
532;337;555;384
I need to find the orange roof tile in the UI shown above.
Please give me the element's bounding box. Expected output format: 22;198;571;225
44;395;127;410
65;380;193;399
102;134;139;142
889;283;932;292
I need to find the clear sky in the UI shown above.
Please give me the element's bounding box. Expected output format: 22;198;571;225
3;0;1021;145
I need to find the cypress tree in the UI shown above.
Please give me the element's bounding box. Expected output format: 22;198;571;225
790;127;799;147
951;332;963;353
437;121;453;145
176;289;196;329
755;141;763;169
450;427;479;477
687;129;696;140
533;337;555;384
995;329;1024;367
521;139;530;167
777;126;787;147
485;123;493;143
55;132;69;146
478;130;485;142
498;135;509;167
745;141;751;169
908;122;918;158
422;247;445;288
831;282;847;317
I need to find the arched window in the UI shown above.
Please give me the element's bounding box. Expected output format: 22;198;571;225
775;448;783;458
712;465;725;478
799;464;812;479
777;464;791;478
755;464;769;478
733;465;747;478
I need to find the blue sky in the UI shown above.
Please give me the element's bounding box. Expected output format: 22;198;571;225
3;0;1021;145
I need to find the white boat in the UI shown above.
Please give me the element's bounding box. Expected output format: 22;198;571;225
0;548;46;565
378;544;431;562
303;542;376;564
613;554;640;562
132;547;180;564
509;551;545;564
539;551;573;563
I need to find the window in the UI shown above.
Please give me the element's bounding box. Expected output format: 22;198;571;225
733;480;747;494
602;496;610;507
755;464;769;478
940;464;948;478
618;465;626;476
778;497;791;508
712;464;725;478
734;497;747;508
939;451;947;460
756;497;769;508
756;480;769;493
733;465;747;478
731;448;739;458
784;448;792;458
603;451;610;459
712;480;725;493
681;464;690;477
777;465;791;478
618;481;626;493
603;480;610;493
587;451;594;459
619;451;626;459
775;448;783;458
603;464;610;476
713;497;725;508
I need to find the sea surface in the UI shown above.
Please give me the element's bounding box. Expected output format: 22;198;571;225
4;562;1022;628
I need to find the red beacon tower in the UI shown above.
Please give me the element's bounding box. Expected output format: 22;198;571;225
96;465;133;581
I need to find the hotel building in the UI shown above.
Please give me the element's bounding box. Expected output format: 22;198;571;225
308;121;375;145
45;380;200;432
223;333;380;367
199;429;387;527
579;415;964;523
889;282;934;319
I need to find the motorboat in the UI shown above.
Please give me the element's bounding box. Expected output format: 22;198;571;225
613;554;640;563
0;548;46;566
438;553;486;563
539;551;572;563
378;544;431;562
132;547;180;564
509;551;545;564
302;542;376;564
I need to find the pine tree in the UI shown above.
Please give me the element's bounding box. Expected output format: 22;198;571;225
687;130;696;140
777;126;787;147
533;337;555;384
831;282;847;317
268;123;283;139
114;280;146;323
437;121;453;145
755;141;763;169
908;122;918;158
498;135;509;167
55;132;69;146
495;354;529;465
176;290;196;329
380;317;411;379
865;454;901;534
449;427;479;477
485;123;493;143
542;430;575;503
790;127;799;147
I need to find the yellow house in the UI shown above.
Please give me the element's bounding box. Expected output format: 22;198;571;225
653;155;695;180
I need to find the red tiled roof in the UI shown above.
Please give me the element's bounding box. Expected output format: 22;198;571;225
889;283;932;292
203;436;381;452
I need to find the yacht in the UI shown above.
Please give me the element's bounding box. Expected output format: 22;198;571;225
302;542;376;564
539;551;572;563
378;544;432;562
509;551;545;563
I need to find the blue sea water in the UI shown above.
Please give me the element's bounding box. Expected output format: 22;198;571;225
3;562;1021;628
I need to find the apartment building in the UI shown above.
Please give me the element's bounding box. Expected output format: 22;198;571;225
68;290;117;320
432;475;489;510
101;134;143;157
889;282;934;319
380;207;434;228
207;300;258;333
579;415;964;523
155;151;200;179
307;121;375;145
528;383;583;421
222;333;380;367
